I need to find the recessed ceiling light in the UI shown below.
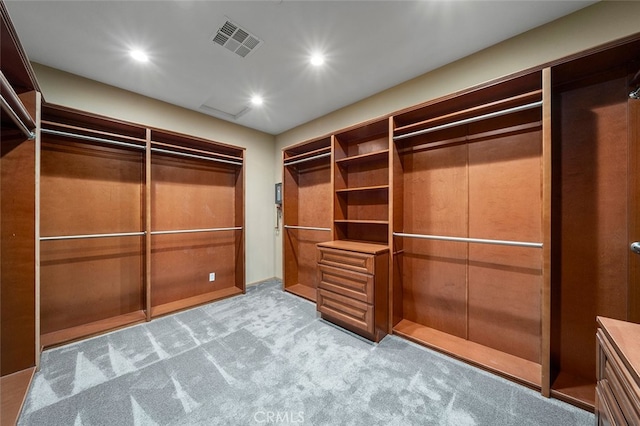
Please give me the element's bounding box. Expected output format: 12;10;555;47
310;53;325;67
250;95;263;106
130;49;149;63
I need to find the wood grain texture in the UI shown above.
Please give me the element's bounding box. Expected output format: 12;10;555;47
40;310;146;348
39;139;144;334
555;74;630;385
282;138;332;295
151;232;239;307
0;367;35;426
151;286;242;317
401;142;468;338
391;118;405;328
393;319;542;389
467;124;543;363
541;67;552;397
150;154;241;307
1;93;37;375
629;97;640;323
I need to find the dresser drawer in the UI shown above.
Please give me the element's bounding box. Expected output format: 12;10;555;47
317;288;374;336
597;380;627;426
318;264;374;303
317;247;375;274
598;331;640;424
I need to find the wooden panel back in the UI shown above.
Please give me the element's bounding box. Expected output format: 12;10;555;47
339;190;388;222
467;126;543;363
337;158;388;189
401;143;468;338
39;138;144;333
151;155;238;304
40;140;143;235
555;74;630;380
151;232;237;306
40;237;143;333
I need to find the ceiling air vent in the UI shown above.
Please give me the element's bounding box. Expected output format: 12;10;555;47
213;19;263;58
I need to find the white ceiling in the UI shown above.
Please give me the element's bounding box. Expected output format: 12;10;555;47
5;0;596;135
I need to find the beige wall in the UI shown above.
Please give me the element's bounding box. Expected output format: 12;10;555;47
273;0;640;278
33;63;277;285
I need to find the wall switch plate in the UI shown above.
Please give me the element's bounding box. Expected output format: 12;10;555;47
209;272;216;282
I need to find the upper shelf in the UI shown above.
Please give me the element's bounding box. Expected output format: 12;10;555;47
394;90;543;141
335;149;389;166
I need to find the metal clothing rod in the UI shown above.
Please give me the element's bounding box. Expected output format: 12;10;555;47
284;225;331;231
0;71;37;140
393;232;542;248
283;152;331;167
393;101;543;141
151;147;243;166
40;231;146;241
1;95;36;139
151;227;243;235
41;128;145;150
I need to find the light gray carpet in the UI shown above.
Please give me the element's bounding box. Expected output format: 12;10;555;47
19;279;593;425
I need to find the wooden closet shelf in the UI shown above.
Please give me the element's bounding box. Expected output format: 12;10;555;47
394;90;542;135
317;239;389;254
151;147;243;166
550;371;595;411
335;219;389;225
393;319;542;390
151;286;243;318
151;140;244;163
41;120;147;144
40;310;147;349
150;226;242;236
284;283;317;302
41;128;147;151
334;149;389;166
284;146;331;164
335;185;389;193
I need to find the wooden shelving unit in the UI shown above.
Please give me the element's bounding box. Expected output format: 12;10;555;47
37;105;246;346
391;71;547;391
149;129;245;318
333;119;390;245
548;37;640;409
38;105;148;347
311;118;392;341
282;136;332;302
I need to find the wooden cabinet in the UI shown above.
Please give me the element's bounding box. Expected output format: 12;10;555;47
317;240;388;342
282;136;332;302
596;317;640;426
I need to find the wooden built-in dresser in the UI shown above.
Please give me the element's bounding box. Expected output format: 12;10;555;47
317;240;389;342
596;317;640;426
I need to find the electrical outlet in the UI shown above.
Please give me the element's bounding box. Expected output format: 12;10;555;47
209;272;216;282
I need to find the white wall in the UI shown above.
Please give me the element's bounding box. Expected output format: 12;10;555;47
32;63;277;285
273;0;640;278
